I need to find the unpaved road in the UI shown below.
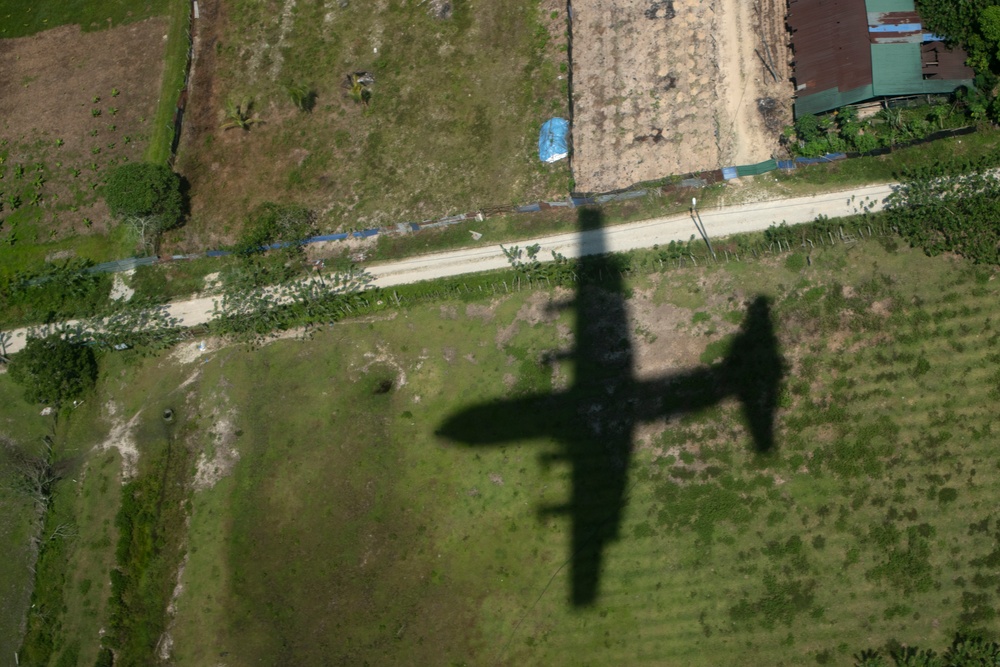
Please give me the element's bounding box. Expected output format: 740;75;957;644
1;183;894;355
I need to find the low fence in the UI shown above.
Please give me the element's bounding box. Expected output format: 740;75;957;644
68;126;979;277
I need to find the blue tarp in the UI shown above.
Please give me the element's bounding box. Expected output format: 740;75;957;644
539;118;569;163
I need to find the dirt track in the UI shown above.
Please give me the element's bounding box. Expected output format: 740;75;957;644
570;0;792;192
1;182;895;355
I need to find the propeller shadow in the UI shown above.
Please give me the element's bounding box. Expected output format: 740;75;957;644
437;208;784;606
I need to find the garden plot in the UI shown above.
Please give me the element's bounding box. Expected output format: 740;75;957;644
0;19;167;244
570;0;792;192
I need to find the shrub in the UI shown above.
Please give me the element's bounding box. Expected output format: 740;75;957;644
795;114;823;143
8;335;98;406
103;162;183;230
234;202;316;256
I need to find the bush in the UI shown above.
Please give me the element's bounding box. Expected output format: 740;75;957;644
8;335;98;405
234;202;316;255
104;163;183;230
795;114;823;143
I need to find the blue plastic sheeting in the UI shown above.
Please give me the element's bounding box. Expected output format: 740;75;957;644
309;233;350;242
353;229;379;238
794;153;847;165
517;203;542;213
776;160;796;170
722;166;739;180
206;250;230;257
869;22;921;32
596;190;646;204
539;118;569;163
410;223;421;232
570;196;595;206
923;33;944;42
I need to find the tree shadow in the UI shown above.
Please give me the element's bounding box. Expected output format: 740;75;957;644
437;208;785;606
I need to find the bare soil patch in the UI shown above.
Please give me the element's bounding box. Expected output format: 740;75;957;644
0;19;168;237
570;0;792;192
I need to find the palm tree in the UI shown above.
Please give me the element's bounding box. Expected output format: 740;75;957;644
286;83;316;112
221;97;264;131
347;72;373;107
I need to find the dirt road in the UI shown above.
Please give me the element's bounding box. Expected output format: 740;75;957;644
0;183;894;355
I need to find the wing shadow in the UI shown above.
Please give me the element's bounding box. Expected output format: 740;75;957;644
437;209;785;606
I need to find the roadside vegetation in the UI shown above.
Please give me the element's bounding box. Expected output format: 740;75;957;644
4;211;1000;664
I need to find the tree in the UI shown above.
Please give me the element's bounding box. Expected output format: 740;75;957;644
8;335;98;406
885;161;1000;265
104;162;184;245
286;83;316;112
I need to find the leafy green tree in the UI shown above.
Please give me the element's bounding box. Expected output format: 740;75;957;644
8;335;98;406
103;163;184;246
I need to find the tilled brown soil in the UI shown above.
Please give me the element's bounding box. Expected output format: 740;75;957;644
569;0;792;193
0;20;167;237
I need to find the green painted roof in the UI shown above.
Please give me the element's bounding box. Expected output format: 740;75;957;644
871;43;922;95
795;41;974;116
794;84;876;117
864;0;914;12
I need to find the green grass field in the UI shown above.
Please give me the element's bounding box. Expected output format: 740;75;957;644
0;0;171;38
6;232;1000;665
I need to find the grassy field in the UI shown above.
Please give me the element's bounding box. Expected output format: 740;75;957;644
0;0;171;38
174;0;571;247
0;377;51;665
0;0;186;287
6;228;1000;665
163;239;1000;665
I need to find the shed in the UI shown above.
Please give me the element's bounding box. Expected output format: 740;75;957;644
789;0;974;117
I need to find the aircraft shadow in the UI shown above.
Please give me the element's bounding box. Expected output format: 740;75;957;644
437;208;785;606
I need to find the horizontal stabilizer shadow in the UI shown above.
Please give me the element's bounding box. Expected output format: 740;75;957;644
437;209;784;606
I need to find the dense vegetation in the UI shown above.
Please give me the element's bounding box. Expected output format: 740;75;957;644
917;0;1000;74
8;335;97;405
885;154;1000;265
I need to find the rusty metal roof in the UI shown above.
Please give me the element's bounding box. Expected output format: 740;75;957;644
790;0;974;116
788;0;874;104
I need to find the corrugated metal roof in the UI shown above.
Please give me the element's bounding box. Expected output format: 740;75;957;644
792;0;974;116
788;0;873;99
922;42;976;81
865;0;914;12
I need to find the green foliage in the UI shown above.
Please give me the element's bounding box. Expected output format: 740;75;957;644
8;335;97;406
286;82;316;112
854;632;1000;666
0;260;111;329
234;202;316;256
106;442;190;666
729;573;816;630
885;158;1000;265
865;526;934;596
221;96;263;131
103;162;183;230
796;114;823;143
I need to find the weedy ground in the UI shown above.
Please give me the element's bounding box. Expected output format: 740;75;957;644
5;235;1000;665
173;0;571;248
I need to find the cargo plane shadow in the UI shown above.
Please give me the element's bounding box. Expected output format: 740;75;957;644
437;209;784;606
